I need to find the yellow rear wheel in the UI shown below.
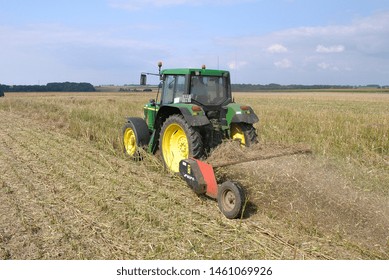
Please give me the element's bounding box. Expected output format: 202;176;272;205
159;114;203;173
161;123;189;172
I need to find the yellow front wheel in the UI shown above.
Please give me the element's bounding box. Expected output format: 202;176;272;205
159;115;203;173
122;118;150;160
123;125;137;156
230;123;258;147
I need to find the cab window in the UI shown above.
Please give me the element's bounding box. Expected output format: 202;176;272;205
162;75;186;104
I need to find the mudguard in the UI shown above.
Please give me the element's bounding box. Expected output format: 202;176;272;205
124;117;151;146
179;107;210;127
226;104;259;124
156;105;210;127
231;107;259;124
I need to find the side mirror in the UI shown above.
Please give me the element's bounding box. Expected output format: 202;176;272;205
140;74;147;86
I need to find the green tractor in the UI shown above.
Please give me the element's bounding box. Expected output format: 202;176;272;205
123;62;259;173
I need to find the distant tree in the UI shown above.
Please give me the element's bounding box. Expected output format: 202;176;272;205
365;84;381;89
0;84;10;92
231;83;355;91
0;82;96;92
46;82;95;92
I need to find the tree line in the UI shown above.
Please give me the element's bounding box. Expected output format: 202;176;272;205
231;83;386;91
1;82;386;94
0;82;95;92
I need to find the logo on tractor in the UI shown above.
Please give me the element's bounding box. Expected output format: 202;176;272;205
183;173;195;181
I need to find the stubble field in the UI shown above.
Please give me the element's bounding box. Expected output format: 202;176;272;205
0;90;388;259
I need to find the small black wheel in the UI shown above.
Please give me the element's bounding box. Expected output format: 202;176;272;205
217;181;246;219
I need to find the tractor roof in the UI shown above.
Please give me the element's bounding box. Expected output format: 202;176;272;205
161;68;230;77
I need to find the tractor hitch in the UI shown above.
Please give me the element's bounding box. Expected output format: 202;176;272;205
179;158;246;219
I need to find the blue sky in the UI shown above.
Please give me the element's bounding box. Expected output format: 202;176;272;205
1;0;389;85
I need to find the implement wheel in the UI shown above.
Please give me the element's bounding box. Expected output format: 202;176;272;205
159;114;203;173
217;181;246;219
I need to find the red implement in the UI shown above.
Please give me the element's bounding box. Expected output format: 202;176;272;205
179;158;218;198
179;158;245;219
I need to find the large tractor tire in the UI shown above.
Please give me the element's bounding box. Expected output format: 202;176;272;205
122;118;150;160
159;114;204;173
230;123;258;147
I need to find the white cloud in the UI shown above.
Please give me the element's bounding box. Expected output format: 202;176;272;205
274;59;292;69
2;6;389;85
267;44;288;53
0;24;157;50
318;62;330;69
316;45;345;53
228;60;248;70
0;24;167;84
318;62;339;71
215;11;389;84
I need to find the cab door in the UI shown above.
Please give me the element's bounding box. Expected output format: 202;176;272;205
161;75;187;104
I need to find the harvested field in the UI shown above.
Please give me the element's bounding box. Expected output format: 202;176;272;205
209;142;389;259
0;91;388;259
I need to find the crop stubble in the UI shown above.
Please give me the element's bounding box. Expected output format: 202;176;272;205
0;91;388;259
0;110;319;259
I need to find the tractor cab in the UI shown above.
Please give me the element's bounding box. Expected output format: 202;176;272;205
142;66;237;139
159;68;232;109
